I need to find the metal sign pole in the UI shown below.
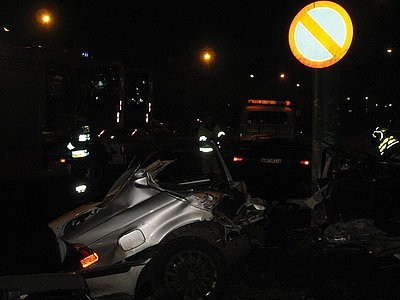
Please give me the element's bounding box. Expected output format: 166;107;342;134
311;69;321;194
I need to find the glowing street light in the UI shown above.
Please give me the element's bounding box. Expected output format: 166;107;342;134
279;73;286;79
36;9;53;26
203;52;211;61
200;48;215;66
42;14;51;24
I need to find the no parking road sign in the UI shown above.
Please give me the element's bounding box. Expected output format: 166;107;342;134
289;1;353;68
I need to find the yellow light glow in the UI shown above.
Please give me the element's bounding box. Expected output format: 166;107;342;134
200;48;215;64
36;9;53;26
42;14;51;24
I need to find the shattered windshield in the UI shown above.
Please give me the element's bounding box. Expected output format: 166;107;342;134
143;142;228;190
106;141;229;196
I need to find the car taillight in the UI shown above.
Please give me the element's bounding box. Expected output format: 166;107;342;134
299;160;310;166
233;156;244;162
72;243;99;269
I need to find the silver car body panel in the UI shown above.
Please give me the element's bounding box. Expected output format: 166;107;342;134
51;177;214;268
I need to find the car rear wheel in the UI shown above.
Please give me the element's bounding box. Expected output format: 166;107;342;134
150;238;225;299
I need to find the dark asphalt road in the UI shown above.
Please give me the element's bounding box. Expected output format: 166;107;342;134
229;246;400;300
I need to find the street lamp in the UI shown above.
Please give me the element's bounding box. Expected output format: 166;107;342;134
36;9;53;26
41;14;51;24
200;48;215;66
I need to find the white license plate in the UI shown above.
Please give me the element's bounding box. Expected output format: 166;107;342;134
260;158;282;164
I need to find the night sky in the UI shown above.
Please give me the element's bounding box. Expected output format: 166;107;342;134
2;0;400;132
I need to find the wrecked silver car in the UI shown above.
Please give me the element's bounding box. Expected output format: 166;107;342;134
49;139;267;299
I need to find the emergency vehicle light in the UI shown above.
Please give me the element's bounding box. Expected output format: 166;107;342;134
248;99;291;106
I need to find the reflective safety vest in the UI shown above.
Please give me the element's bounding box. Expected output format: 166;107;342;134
197;123;225;141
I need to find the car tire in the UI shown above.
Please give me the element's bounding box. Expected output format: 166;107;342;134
150;238;226;300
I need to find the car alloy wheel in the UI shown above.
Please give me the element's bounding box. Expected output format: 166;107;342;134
164;249;218;299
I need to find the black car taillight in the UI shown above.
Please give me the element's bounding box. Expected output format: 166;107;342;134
233;156;244;162
299;160;311;166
